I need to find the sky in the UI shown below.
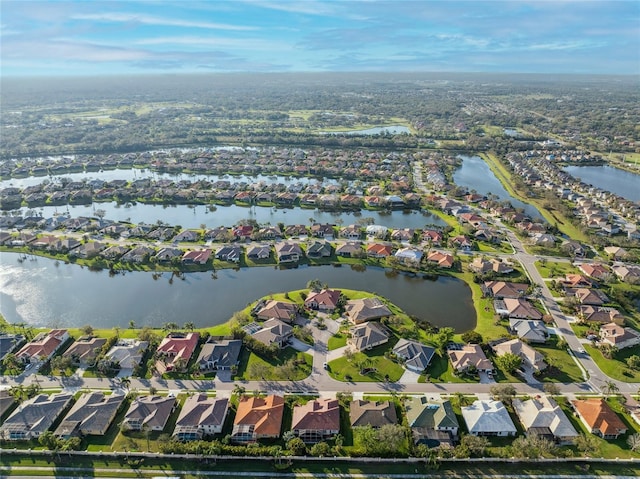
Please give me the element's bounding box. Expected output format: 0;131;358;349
1;0;638;76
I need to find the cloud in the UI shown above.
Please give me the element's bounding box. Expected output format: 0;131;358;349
72;12;258;31
135;35;293;52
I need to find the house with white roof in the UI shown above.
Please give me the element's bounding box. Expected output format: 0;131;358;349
513;396;579;445
461;400;517;437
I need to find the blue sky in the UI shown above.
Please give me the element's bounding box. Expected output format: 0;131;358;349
1;0;638;76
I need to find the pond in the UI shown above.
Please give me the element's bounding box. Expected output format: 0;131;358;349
454;155;543;220
18;202;447;230
0;253;476;332
563;165;640;202
321;125;411;136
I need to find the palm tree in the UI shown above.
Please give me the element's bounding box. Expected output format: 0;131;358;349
119;376;131;393
184;322;195;332
603;380;619;396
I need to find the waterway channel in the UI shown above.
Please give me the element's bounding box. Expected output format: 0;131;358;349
454;155;543;220
0;252;476;332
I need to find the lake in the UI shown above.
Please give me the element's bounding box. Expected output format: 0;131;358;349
19;202;447;230
454;155;543;220
563;165;640;202
0;253;476;332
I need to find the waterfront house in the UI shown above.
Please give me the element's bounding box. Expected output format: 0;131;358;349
391;228;415;243
0;333;24;361
55;392;125;438
122;395;177;432
63;336;106;366
405;396;459;446
310;223;335;239
304;289;342;312
173;230;200;242
197;339;242;371
509;319;548;343
173;394;229;440
16;329;69;365
275;242;303;263
482;281;529;299
366;243;393;258
340;224;362;240
156;332;199;372
365;224;389;239
121;246;155;263
470;258;514;275
284;224;309;238
492;339;547;372
232;395;284;443
462;400;517;437
307;241;332;258
291;398;340;444
345;297;392;324
448;344;494;373
256;300;298;322
101;245;130;260
394;247;423;265
232;225;254;241
348;321;389;351
599;322;640;349
335;241;362;257
571;398;627;439
104;339;148;375
155;247;183;262
0;393;74;441
251;319;293;349
426;250;454;268
215;245;242;263
349;400;398;429
181;249;212;265
73;241;106;259
204;227;231;242
246;244;271;260
393;339;435;373
513;396;579;445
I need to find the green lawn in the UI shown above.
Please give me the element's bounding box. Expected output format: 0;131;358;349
585;343;640;382
327;341;404;383
534;260;579;279
328;332;347;351
425;352;476;383
536;336;585;383
235;347;313;381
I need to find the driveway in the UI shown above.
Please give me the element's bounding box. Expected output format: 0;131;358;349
289;337;312;352
479;371;496;384
399;369;421;384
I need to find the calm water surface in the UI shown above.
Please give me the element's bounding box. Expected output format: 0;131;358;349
0;253;475;332
454;155;543;220
563;165;640;202
321;125;411;136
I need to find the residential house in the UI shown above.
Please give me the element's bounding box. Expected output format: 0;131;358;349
104;339;148;375
513;396;579;445
494;298;543;320
483;281;529;299
0;390;15;419
449;235;472;252
394;247;423;265
215;245;242;263
0;393;74;440
509;319;548;343
335;241;361;257
391;228;415;243
197;339;242;371
156;332;199;372
612;264;640;284
349;400;398;429
54;392;125;438
284;225;309;238
574;288;609;306
599;323;640;349
571;398;627;439
348;321;389;351
340;224;362;240
205;227;231;242
232;395;284;443
604;246;628;260
530;233;557;247
155;247;183;262
562;274;593;288
122;395;177;432
307;241;332;258
493;339;547;372
393;339;435;373
63;336;106;366
246;245;271;260
310;223;335;239
256;300;298;322
73;241;105;259
173;230;200;242
275;242;303;263
251;319;293;348
101;245;130;260
426;250;454;268
304;289;342;312
366;243;393;258
462;400;517;437
181;249;212;265
405;396;459;446
365;224;389;239
121;246;155;263
16;329;69;364
579;306;625;325
0;333;24;361
345;297;392;324
291;398;340;444
578;263;611;281
173;394;229;440
470;258;514;275
448;344;494;373
232;225;254;241
421;229;443;246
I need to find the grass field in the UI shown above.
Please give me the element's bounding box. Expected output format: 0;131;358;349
585;343;640;382
534;260;579;278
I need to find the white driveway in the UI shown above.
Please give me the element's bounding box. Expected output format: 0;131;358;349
399;369;421;384
289;338;312;352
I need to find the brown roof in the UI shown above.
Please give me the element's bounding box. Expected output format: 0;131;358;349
16;329;68;360
349;400;398;428
234;395;284;437
292;398;340;431
257;300;297;321
304;289;341;310
571;399;626;437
